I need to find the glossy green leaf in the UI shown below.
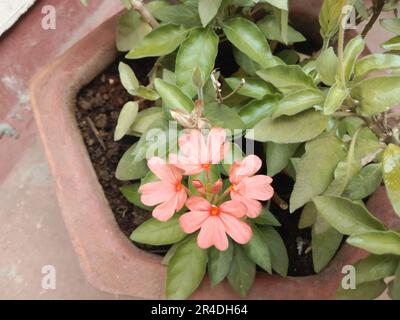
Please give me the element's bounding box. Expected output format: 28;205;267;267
227;245;256;297
208;242;234;287
335;280;387;300
353;254;399;284
204;103;245;129
380;18;400;35
323;82;349;115
313;196;386;235
290;135;346;212
277;49;299;65
176;28;219;97
341;35;365;81
162;243;179;265
319;0;347;40
381;35;400;51
134;86;160;101
130;215;187;245
120;183;152;211
119;62;139;94
347;231;400;255
344;163;383;200
298;202;318;229
239;94;280;128
151;4;201;27
383;144;400;216
316;47;338;86
166;235;208;300
274;89;323;118
114;101;139;141
312;215;343;273
129;107;164;135
265;142;299;176
225;77;277;100
233;47;259;75
115;142;149;181
259;0;288;10
126;24;190;59
223;18;274;68
355;54;400;78
351;76;400;116
154;78;194;114
252;207;281;226
257;15;305;44
259;226;289;276
257;65;317;93
243;225;272;273
198;0;222;27
116;10;152;52
393;262;400;300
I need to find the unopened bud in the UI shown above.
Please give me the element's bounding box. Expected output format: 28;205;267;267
211;179;223;194
192;179;206;195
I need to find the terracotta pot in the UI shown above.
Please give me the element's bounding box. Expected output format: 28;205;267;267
30;11;399;299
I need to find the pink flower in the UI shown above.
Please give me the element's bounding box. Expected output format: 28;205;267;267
229;155;274;218
169;128;230;175
139;157;187;222
179;197;252;250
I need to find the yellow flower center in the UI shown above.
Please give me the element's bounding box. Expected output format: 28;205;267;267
202;163;211;170
230;184;238;191
175;183;184;191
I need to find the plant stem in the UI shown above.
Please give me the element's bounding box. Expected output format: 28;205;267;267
130;0;159;28
272;193;288;210
361;0;385;38
338;19;346;86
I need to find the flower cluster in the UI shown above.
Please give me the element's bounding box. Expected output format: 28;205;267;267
139;128;274;251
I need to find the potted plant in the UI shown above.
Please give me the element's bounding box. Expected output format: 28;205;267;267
31;0;400;299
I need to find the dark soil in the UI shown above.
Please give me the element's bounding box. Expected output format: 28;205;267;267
75;50;315;276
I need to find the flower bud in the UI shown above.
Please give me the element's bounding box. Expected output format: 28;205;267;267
211;179;223;194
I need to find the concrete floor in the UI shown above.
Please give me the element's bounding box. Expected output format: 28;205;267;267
0;0;395;299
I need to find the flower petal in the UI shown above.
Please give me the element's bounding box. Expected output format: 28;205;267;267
197;217;229;251
207;128;228;164
219;200;247;218
139;181;175;206
231;191;262;218
175;188;187;212
219;213;253;245
236;155;262;177
239;175;274;201
152;195;178;222
185;196;211;212
169;153;204;175
148;156;182;184
179;210;210;233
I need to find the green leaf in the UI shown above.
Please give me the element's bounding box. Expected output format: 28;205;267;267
256;65;317;93
341;35;365;81
252;207;281;226
355;53;400;78
166;235;208;299
381;35;400;51
319;0;347;40
223;18;274;68
257;15;305;44
265;142;299;176
162;243;179;265
290;135;346;212
316;47;338;86
114;101;139;141
274;89;324;118
119;62;139;94
312;196;386;235
129;107;164;135
351;76;400;116
344;163;383;200
347;231;400;255
151;4;201;27
277;49;299;65
225;77;277;100
353;254;399;284
243;225;272;273
251;110;328;144
198;0;222;27
335;280;387;300
134;86;160;101
380;18;400;35
233;47;259;75
154;78;194;114
208;242;234;287
120;183;152;210
383;144;400;217
204;103;246;129
393;262;400;300
259;226;289;276
227;245;256;297
115;142;149;181
238;94;280;128
299;202;318;229
259;0;288;10
116;10;152;52
126;24;190;59
323;82;349;115
312;215;343;273
176;28;219;97
130;215;187;245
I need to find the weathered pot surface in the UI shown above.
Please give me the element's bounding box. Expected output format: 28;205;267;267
30;11;399;299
